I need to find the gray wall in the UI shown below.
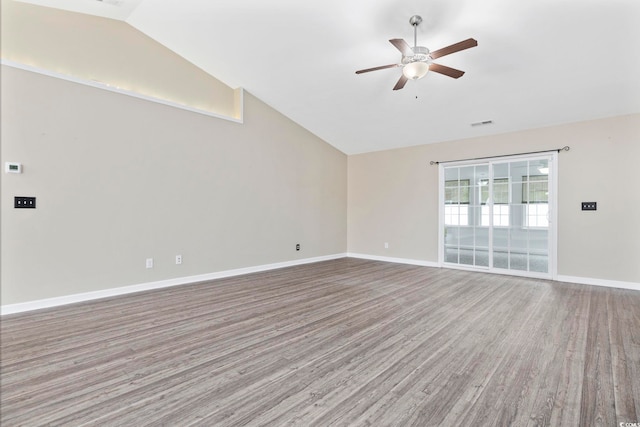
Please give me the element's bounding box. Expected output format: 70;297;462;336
1;65;347;304
348;114;640;283
2;66;638;307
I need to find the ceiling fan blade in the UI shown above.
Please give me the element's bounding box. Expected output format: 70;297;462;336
430;38;478;59
389;38;413;57
430;63;465;79
355;64;401;74
393;75;409;91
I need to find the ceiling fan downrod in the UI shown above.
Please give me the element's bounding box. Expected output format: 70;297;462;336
409;15;422;49
403;15;430;73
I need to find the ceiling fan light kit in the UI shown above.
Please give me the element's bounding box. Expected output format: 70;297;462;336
356;15;477;91
403;61;430;80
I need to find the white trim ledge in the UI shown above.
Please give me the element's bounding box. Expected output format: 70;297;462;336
1;59;244;123
1;253;347;315
347;253;439;268
556;275;640;292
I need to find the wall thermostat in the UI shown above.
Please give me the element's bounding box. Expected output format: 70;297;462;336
5;162;22;174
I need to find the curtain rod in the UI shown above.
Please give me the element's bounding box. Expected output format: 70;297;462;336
429;146;570;165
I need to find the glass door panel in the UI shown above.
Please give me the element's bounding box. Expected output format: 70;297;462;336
441;155;554;278
443;163;490;269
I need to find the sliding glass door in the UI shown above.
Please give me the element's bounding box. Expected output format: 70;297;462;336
439;154;556;279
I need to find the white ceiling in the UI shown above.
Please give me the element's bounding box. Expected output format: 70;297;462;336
16;0;640;154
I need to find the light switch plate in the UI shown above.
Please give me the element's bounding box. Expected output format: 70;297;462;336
15;196;36;208
5;162;22;173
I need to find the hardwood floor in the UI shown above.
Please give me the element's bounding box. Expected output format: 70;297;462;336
1;258;639;426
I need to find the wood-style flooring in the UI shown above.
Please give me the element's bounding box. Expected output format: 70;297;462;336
1;258;639;426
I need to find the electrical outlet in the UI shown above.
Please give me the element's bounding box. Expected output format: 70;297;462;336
175;255;182;265
146;258;153;268
384;242;389;249
296;244;300;251
581;202;597;211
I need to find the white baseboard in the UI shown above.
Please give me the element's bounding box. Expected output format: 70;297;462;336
4;253;638;315
348;253;640;291
347;253;439;268
556;275;640;292
0;253;347;315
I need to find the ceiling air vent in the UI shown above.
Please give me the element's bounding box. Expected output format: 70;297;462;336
95;0;124;5
471;120;493;127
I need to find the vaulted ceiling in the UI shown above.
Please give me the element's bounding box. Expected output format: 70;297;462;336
9;0;640;154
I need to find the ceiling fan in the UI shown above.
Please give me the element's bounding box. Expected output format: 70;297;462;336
356;15;477;90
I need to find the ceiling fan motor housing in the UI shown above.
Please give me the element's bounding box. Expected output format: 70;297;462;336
401;46;431;65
